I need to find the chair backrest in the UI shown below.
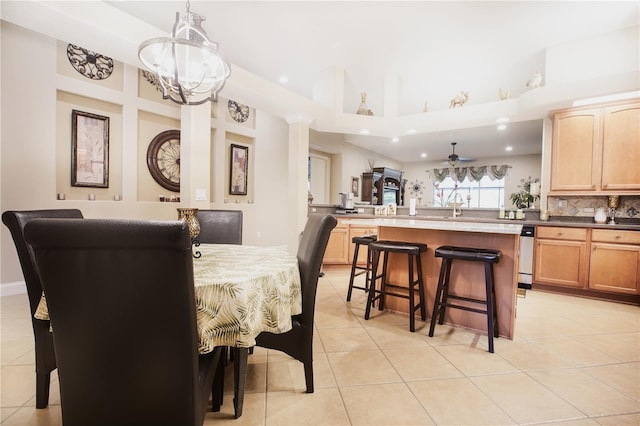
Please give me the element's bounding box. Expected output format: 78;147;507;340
24;218;206;426
196;209;243;244
296;214;337;327
2;209;84;316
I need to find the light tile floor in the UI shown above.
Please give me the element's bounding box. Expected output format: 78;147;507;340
2;267;639;425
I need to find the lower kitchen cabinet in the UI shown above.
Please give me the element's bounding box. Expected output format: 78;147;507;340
534;227;588;288
323;220;377;266
534;226;640;302
323;222;349;264
588;229;640;294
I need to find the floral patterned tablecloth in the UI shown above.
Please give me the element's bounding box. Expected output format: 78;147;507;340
193;244;301;353
35;244;301;354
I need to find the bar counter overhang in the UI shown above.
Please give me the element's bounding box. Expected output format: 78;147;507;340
345;218;523;339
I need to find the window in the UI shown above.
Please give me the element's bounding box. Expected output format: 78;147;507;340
433;175;505;208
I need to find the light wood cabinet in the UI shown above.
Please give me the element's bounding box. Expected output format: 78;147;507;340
588;230;640;294
600;103;640;191
323;222;349;264
323;220;377;266
534;227;588;288
550;101;640;193
550;109;600;191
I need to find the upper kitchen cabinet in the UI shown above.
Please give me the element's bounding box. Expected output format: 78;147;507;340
601;103;640;191
550;100;640;194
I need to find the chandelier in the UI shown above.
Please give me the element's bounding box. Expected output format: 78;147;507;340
138;1;231;105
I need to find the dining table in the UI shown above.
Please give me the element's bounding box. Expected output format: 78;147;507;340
36;243;302;419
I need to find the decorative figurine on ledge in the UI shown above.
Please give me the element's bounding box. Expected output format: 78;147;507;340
356;92;374;115
499;88;511;100
449;91;469;108
526;71;542;89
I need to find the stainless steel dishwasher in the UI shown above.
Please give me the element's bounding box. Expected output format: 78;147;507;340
518;226;535;290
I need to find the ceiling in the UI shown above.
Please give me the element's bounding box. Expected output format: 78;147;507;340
5;1;638;163
105;1;639;163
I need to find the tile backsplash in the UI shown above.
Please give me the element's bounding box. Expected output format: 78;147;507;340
547;195;640;219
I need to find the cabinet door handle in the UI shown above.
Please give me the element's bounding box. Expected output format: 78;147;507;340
557;232;563;236
615;235;621;239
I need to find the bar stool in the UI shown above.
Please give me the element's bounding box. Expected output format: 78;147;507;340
365;240;427;332
346;234;377;301
428;245;501;353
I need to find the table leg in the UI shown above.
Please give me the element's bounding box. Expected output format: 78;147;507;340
233;347;249;418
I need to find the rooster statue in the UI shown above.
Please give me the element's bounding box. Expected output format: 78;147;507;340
526;71;542;89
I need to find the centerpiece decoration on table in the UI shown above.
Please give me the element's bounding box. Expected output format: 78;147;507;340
509;177;540;209
177;208;202;258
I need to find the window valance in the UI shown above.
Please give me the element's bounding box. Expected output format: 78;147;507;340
429;165;511;183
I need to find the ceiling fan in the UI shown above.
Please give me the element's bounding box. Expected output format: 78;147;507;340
445;142;475;166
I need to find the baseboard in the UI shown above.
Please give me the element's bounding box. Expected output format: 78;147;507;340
0;281;26;297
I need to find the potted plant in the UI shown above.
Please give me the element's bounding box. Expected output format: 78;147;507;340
509;177;540;208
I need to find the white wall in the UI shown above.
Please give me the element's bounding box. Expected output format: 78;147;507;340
0;21;291;292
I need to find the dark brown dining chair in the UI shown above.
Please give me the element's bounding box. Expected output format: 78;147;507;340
255;214;337;393
196;209;243;244
24;218;221;426
2;209;84;409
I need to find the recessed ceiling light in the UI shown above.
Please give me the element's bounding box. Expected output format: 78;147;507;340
407;129;417;134
497;124;507;131
391;137;399;143
505;146;513;151
496;117;509;124
279;75;289;84
420;153;427;158
360;129;370;135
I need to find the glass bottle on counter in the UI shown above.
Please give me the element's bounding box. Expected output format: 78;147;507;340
499;205;505;219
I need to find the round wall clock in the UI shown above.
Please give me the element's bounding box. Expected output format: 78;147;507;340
66;44;114;80
228;100;250;123
146;130;181;192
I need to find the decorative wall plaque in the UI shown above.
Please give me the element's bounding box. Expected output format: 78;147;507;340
66;44;114;80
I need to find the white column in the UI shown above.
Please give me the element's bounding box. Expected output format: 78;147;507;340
285;114;313;253
180;102;212;208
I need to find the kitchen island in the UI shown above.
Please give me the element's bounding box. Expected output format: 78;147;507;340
344;218;523;339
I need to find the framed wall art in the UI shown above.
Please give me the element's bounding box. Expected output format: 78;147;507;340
229;144;248;195
71;109;109;188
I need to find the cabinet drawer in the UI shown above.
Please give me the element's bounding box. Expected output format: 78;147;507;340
591;229;640;245
536;226;587;241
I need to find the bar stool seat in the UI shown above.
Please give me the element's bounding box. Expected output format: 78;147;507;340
346;234;377;302
365;240;427;332
428;245;501;353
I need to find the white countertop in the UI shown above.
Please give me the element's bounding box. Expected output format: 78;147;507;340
344;218;523;235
